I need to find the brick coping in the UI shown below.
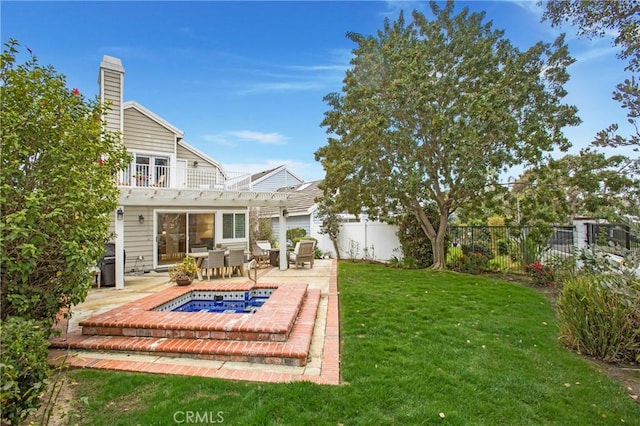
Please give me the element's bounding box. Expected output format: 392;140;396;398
78;282;307;341
49;259;341;385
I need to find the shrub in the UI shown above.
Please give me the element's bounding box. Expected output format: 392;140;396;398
394;206;448;268
523;261;555;287
461;241;494;260
495;238;510;256
286;228;307;246
446;246;463;268
487;255;519;273
557;275;640;363
459;253;490;274
546;253;576;286
1;316;51;425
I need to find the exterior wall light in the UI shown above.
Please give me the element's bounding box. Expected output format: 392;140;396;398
138;214;145;224
116;208;124;221
193;161;198;168
282;209;289;218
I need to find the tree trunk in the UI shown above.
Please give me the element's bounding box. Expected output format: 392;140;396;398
430;210;449;270
331;236;341;260
430;239;446;269
413;202;449;270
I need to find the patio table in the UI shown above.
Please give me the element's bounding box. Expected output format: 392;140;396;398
188;251;249;280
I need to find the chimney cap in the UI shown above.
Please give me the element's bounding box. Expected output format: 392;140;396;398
100;55;125;73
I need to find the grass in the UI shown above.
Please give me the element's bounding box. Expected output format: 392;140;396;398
63;262;640;425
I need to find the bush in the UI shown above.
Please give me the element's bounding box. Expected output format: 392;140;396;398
446;246;463;268
448;249;490;274
523;261;555;287
458;253;490;274
395;207;449;268
461;241;494;260
286;228;307;246
557;275;640;363
495;239;510;256
1;316;51;425
546;254;576;286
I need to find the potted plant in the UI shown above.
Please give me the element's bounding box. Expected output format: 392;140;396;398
169;256;198;286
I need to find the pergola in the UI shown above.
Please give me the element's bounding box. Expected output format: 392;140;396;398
112;188;294;289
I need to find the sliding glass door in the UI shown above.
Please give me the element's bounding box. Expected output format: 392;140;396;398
157;212;215;266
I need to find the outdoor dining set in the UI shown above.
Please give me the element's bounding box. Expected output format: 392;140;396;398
188;239;316;281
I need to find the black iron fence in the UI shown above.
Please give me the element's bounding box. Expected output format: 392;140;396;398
586;223;639;256
447;225;576;274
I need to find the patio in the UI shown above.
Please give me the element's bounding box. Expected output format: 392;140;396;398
49;259;339;385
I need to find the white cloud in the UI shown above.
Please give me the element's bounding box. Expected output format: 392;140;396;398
574;45;620;64
202;133;237;148
227;130;288;145
236;81;324;95
203;130;289;146
508;0;544;18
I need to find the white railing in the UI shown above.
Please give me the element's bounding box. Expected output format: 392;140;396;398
117;167;256;191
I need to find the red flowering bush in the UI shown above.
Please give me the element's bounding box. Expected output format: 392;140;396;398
524;262;555;287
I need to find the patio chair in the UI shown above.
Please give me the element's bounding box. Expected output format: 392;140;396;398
206;250;226;280
226;249;245;278
252;243;268;268
191;246;208;278
288;240;315;269
256;240;272;251
152;174;166;187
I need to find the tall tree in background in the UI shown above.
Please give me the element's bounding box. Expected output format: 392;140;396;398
316;1;579;268
509;150;638;226
543;0;640;173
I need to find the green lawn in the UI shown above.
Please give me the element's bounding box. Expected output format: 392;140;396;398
63;263;639;425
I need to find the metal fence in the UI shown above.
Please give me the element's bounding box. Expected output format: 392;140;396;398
447;225;576;274
586;223;639;256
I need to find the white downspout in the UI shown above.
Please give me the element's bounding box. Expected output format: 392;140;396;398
115;207;125;289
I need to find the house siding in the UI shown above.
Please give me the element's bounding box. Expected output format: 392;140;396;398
124;108;175;153
113;205;249;271
253;169;303;192
271;214;311;246
101;71;122;134
177;145;216;169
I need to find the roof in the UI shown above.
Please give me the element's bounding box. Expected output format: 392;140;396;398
260;180;323;217
123;101;184;137
177;139;226;176
250;165;304;187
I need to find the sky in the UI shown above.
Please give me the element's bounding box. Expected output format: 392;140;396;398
1;1;633;182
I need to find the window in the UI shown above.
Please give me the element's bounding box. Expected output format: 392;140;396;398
222;213;246;239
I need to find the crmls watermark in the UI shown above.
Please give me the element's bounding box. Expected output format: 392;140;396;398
173;411;224;424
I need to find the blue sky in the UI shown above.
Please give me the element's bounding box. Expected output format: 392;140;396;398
1;1;632;182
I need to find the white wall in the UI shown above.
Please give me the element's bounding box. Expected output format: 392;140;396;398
310;214;402;262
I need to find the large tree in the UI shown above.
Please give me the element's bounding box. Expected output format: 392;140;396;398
542;0;639;173
508;150;638;226
1;40;130;421
315;2;579;268
1;40;130;322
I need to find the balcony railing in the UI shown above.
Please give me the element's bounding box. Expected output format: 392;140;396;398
117;166;256;191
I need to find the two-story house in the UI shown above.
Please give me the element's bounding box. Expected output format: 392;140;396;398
100;56;292;287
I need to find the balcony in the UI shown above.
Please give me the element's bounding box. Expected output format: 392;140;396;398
117;165;255;191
